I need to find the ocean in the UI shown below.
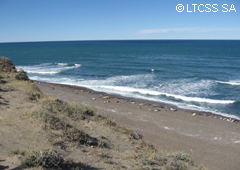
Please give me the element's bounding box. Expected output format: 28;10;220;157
0;40;240;119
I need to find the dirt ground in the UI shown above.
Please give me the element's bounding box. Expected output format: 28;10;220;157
35;81;240;170
0;58;204;170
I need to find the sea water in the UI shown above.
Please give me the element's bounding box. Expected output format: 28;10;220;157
0;40;239;119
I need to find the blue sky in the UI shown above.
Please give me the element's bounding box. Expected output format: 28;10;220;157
0;0;239;42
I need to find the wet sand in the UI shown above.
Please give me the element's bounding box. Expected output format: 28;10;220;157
35;81;240;170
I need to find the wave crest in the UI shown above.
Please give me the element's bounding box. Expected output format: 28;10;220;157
56;63;68;66
216;81;240;86
17;62;81;75
99;86;235;104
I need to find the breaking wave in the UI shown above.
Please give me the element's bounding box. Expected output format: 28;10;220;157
16;62;81;75
216;80;240;86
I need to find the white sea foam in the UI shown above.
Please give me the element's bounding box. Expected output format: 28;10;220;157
86;85;240;120
159;79;215;97
77;76;234;105
31;74;235;104
216;81;240;86
97;85;234;104
75;64;81;67
56;63;68;66
163;94;235;104
27;70;58;74
39;63;52;66
129;94;240;120
17;62;81;75
17;65;63;74
28;74;239;120
55;63;81;67
29;76;85;86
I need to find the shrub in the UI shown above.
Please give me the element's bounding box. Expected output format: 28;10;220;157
169;151;191;163
9;149;20;156
103;158;112;164
64;127;99;146
20;148;64;168
28;92;41;101
165;158;184;170
41;99;97;120
130;129;143;140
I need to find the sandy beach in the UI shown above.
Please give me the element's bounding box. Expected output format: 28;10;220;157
35;80;240;170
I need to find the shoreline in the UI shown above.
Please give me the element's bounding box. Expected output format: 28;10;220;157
1;57;216;169
35;80;239;122
35;80;240;170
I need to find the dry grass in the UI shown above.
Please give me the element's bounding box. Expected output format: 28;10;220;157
96;115;133;135
0;110;20;126
6;77;41;94
0;68;207;170
26;98;205;169
41;98;97;121
20;147;64;169
29;111;102;147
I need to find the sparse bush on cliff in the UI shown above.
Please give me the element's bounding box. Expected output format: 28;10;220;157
28;92;41;101
169;151;192;163
29;111;103;147
130;129;143;140
165;158;185;170
42;99;97;120
20;148;64;169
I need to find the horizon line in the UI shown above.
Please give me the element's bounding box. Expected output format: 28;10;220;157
1;39;240;43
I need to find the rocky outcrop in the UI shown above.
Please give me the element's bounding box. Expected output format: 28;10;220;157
0;56;17;73
0;56;30;81
15;68;29;81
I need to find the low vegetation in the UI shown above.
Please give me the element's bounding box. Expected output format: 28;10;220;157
0;57;207;169
20;147;64;169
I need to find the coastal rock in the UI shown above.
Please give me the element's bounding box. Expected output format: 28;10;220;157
15;69;29;81
0;56;17;73
0;57;30;81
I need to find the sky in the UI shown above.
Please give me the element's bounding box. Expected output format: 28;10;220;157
0;0;239;42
